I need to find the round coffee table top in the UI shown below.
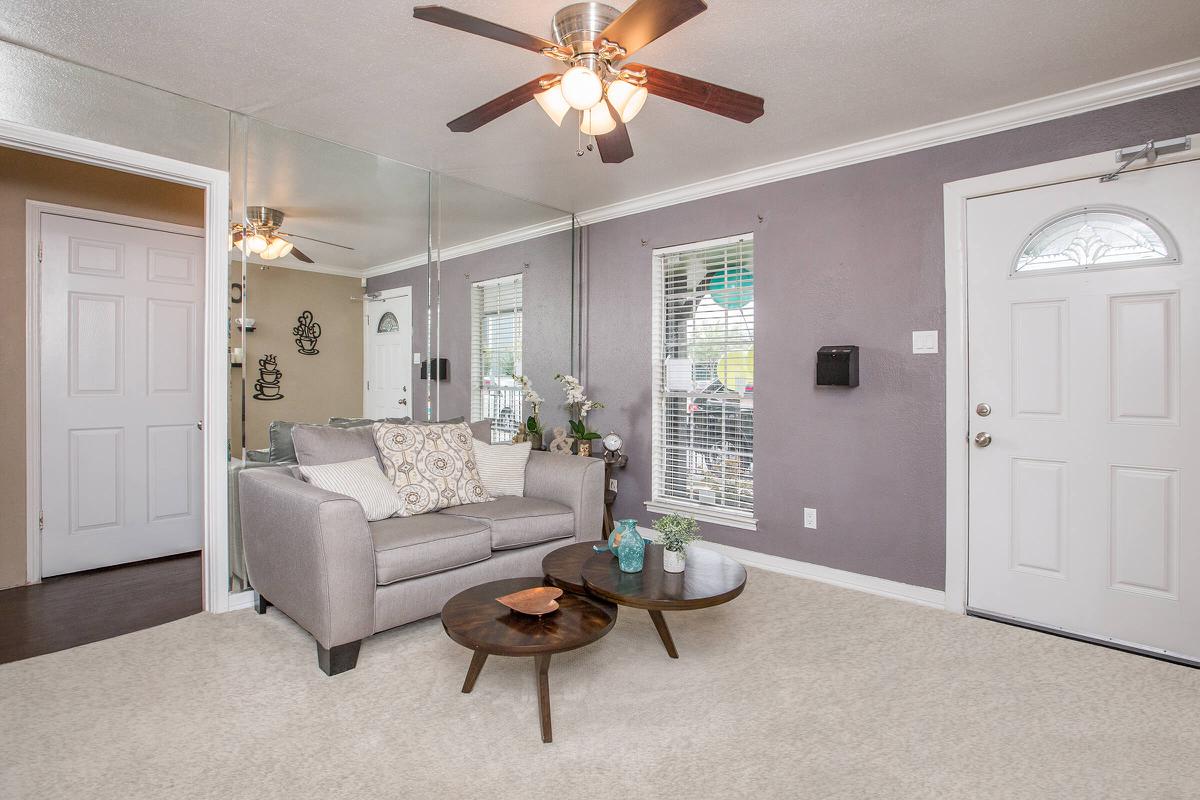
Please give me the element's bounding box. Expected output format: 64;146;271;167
542;540;604;594
581;545;747;611
442;577;616;656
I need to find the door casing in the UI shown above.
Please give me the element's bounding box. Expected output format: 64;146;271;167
942;132;1200;615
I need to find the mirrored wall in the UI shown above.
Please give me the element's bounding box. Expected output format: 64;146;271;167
226;114;576;593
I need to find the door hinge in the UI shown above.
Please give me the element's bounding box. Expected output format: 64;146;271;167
37;240;44;263
39;511;45;532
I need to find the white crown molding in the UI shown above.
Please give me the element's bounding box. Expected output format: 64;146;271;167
362;213;575;279
636;528;946;609
237;254;363;278
575;56;1200;227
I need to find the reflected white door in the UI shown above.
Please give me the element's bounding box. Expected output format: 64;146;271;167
39;211;205;577
966;158;1199;661
364;290;412;420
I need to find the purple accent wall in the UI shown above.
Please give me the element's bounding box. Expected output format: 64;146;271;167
585;87;1200;590
367;229;575;428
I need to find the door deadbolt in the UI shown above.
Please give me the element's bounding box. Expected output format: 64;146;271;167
974;432;992;448
976;402;992;417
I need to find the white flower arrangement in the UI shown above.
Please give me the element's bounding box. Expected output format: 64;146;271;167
555;374;605;442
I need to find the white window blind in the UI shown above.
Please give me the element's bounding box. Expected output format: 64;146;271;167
470;274;523;444
651;235;755;525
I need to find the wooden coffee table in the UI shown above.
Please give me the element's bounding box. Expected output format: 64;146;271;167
441;577;616;743
543;541;747;659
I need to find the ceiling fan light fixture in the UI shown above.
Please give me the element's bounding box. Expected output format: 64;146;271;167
606;79;648;123
560;64;602;110
246;233;269;254
534;83;571;126
579;101;616;136
262;236;291;260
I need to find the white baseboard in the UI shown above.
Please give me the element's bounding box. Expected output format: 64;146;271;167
637;527;946;609
225;590;256;612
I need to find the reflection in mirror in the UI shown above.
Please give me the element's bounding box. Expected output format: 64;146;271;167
226;114;432;593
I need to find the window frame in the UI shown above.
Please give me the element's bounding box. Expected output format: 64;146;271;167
469;273;524;444
1011;204;1180;277
647;233;757;531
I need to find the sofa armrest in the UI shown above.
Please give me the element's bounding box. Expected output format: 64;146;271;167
523;451;605;542
239;468;376;648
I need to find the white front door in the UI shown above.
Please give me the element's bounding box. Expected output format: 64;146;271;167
39;211;206;577
364;290;413;420
966;158;1199;661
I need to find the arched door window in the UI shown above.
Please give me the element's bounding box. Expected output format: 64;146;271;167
1013;206;1178;275
377;311;399;333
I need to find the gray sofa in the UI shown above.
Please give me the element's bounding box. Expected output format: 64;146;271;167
239;450;604;675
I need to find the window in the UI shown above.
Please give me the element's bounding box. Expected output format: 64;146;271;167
1013;206;1178;275
650;234;755;528
376;311;399;333
470;275;523;444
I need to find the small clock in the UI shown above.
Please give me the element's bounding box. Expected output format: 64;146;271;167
603;432;623;453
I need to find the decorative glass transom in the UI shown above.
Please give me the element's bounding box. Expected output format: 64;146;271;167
1013;206;1178;275
377;312;399;333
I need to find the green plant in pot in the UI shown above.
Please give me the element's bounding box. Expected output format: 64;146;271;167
512;373;545;449
653;513;700;573
555;373;604;456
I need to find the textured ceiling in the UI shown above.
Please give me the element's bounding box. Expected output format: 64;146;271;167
3;0;1199;214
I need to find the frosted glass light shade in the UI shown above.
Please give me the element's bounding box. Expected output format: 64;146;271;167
246;233;269;254
534;84;570;126
262;237;292;260
561;65;602;110
606;79;648;122
580;101;616;136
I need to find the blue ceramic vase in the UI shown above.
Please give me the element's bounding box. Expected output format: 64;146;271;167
615;521;645;573
607;518;634;554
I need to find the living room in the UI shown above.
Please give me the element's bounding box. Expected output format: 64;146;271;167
2;1;1200;797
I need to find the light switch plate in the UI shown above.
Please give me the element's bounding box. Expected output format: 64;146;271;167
412;352;422;364
804;508;817;529
912;330;939;354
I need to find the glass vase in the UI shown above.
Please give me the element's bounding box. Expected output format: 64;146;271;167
616;523;645;573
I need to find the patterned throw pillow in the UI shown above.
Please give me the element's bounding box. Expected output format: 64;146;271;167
373;421;492;516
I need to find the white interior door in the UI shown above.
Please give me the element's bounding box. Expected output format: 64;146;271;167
39;211;205;577
364;290;412;420
966;158;1199;661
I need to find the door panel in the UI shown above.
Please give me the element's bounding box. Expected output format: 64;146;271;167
365;292;413;420
966;158;1199;661
40;212;205;576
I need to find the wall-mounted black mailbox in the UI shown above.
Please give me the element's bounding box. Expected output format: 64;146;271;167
420;358;450;381
816;345;859;387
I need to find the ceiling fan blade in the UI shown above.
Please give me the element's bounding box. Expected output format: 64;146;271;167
628;63;764;123
231;231;244;244
278;231;355;250
447;74;559;133
595;99;634;163
598;0;707;59
288;245;315;264
413;6;564;56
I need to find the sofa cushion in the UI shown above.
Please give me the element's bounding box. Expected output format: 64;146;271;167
374;421;491;516
291;423;378;466
298;457;402;522
370;514;492;585
440;496;574;550
267;420;298;462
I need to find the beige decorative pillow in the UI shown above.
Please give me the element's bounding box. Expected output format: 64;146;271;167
373;421;491;516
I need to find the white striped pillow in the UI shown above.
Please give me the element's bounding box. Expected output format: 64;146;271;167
298;457;403;521
472;440;531;497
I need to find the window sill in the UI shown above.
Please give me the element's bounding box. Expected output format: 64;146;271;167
643;500;758;532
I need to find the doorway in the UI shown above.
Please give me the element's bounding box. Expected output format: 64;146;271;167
947;143;1199;663
364;288;413;420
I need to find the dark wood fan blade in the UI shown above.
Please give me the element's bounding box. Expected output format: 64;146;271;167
448;74;559;133
231;231;243;244
598;0;707;58
288;245;315;264
628;63;764;123
413;6;562;55
595;99;634;163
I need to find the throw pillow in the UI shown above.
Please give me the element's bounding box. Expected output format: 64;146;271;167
267;420;298;463
373;421;491;516
291;424;379;466
472;440;531;497
298;457;402;522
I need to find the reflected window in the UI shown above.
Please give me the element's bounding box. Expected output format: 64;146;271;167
1014;206;1178;275
470;275;523;443
377;311;399;333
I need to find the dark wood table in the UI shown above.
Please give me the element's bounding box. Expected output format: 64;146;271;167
542;541;747;659
441;577;616;743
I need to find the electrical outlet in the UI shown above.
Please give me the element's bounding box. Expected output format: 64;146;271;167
804;508;817;529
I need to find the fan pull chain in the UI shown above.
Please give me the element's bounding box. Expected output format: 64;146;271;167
576;111;584;157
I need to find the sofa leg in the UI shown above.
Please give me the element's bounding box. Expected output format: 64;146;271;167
317;640;362;676
253;591;271;614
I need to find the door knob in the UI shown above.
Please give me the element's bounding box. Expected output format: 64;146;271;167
975;402;992;417
974;432;992;448
397;398;408;406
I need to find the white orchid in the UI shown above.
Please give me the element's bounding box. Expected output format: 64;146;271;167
555;374;604;422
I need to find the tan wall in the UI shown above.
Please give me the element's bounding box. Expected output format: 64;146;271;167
236;264;363;452
0;147;204;590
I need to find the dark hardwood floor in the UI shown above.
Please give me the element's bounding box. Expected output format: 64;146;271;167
0;552;201;665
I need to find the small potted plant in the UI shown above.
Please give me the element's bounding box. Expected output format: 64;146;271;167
512;373;545;449
555;373;604;456
653;513;700;573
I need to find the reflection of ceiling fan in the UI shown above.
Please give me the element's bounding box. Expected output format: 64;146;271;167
413;1;764;163
229;206;354;264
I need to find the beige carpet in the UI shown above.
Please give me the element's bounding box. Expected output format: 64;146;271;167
2;567;1198;799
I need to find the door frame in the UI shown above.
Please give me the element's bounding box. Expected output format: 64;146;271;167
942;132;1200;614
3;118;233;613
362;286;413;418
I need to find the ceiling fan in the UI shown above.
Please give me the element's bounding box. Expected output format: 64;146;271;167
229;206;354;264
413;0;764;163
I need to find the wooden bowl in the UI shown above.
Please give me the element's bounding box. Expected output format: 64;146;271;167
496;586;563;616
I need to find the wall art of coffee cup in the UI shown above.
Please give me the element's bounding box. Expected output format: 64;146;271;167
253;354;284;401
292;310;321;355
